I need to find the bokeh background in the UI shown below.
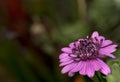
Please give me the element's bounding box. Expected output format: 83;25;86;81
0;0;120;82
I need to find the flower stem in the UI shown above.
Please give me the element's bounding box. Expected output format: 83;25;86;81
92;75;100;82
96;72;105;82
91;72;105;82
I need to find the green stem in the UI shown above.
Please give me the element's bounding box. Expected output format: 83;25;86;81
92;74;100;82
96;72;105;82
91;72;105;82
96;73;102;82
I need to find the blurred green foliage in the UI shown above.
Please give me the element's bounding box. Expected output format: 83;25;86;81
0;0;120;82
106;49;120;82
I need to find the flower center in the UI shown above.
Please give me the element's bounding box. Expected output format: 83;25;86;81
70;39;99;61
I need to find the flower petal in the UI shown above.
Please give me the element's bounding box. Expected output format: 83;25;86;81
101;40;112;47
60;57;71;63
92;59;101;71
86;60;95;77
99;53;116;59
59;53;69;59
97;36;105;42
71;61;83;72
74;41;80;48
106;53;116;58
97;59;111;75
69;42;75;48
61;47;72;53
59;60;74;66
69;54;77;58
61;63;77;74
91;31;99;38
99;45;117;54
79;61;87;75
68;72;75;77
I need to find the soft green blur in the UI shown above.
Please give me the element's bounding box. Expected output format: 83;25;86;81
0;0;120;82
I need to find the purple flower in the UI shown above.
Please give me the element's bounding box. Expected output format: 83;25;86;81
59;31;117;78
